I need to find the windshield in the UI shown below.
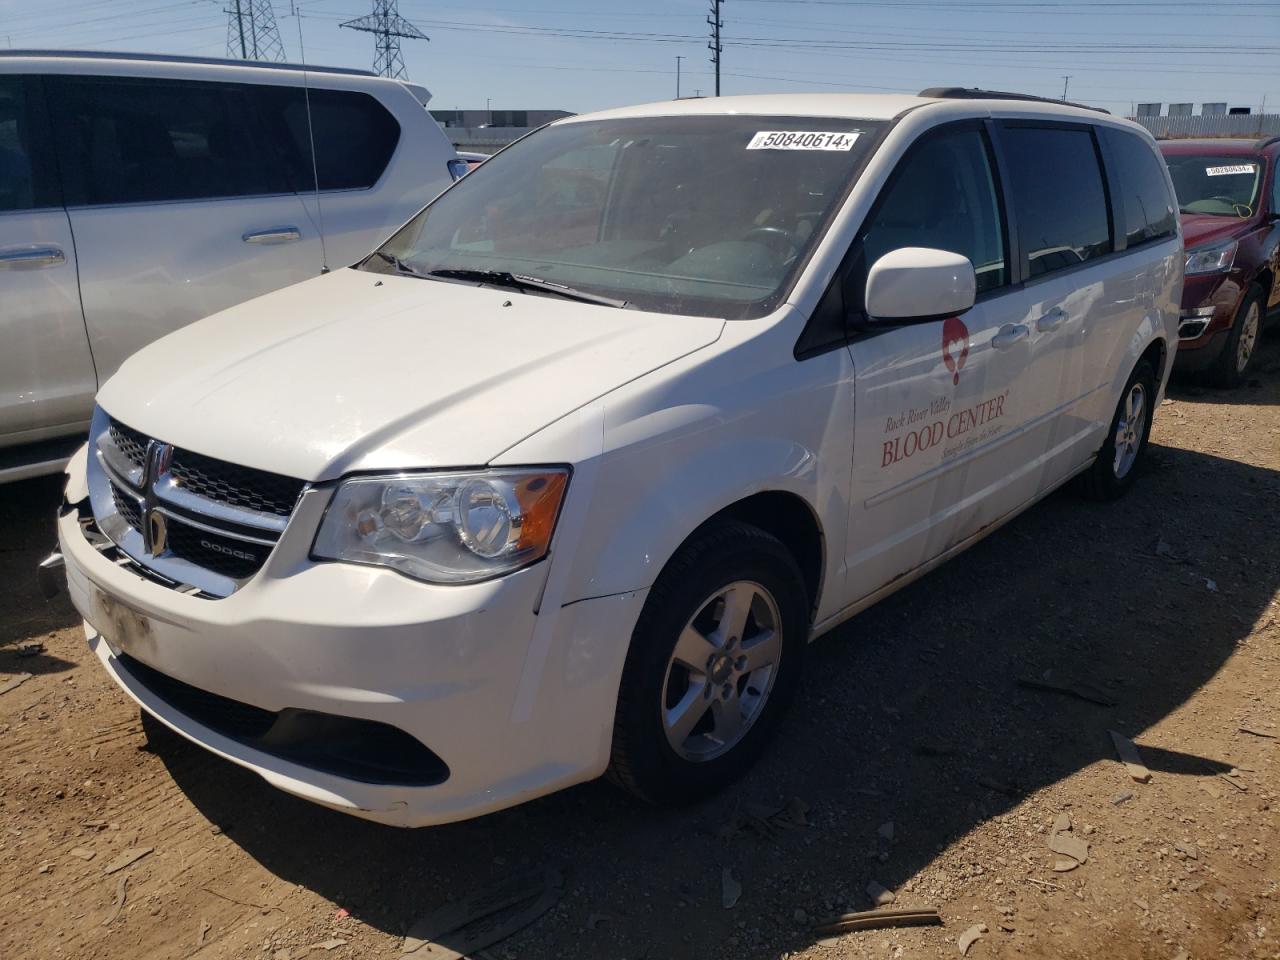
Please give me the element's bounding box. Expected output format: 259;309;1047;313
1164;154;1263;218
363;115;886;318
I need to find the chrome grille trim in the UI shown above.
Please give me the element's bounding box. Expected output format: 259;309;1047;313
87;409;307;598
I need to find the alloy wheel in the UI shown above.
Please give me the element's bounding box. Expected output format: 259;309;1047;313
660;580;783;762
1113;382;1147;480
1236;301;1260;374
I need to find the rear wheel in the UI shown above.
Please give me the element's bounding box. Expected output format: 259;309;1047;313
1211;285;1263;388
608;520;807;805
1079;360;1156;501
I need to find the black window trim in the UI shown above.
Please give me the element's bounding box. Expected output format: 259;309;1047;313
795;117;1015;359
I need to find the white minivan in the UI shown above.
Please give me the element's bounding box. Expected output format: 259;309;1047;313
54;90;1182;826
0;51;460;482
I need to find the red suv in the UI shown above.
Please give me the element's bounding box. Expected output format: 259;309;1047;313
1160;136;1280;386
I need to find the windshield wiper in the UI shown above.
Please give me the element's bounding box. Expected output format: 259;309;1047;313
370;251;426;278
427;268;629;308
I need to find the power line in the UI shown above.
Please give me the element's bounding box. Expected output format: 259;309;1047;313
340;0;429;79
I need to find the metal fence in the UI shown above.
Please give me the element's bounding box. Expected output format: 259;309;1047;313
1127;114;1280;139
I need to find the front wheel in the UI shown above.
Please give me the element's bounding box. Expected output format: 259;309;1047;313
607;520;807;805
1211;286;1263;388
1079;360;1156;501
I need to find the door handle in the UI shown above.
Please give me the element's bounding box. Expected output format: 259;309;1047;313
242;226;302;245
1036;307;1068;332
0;245;66;270
991;323;1029;350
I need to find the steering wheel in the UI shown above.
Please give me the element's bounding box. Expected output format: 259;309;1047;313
741;226;796;259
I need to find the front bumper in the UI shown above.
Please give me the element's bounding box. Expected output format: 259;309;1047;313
59;480;646;827
1174;273;1243;370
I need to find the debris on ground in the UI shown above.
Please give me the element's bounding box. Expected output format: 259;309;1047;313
15;642;44;657
877;821;895;842
1052;812;1071;834
866;880;895;907
1047;811;1089;869
721;867;742;909
306;939;347;951
196;919;212;948
1219;769;1249;792
813;907;943;936
69;847;95;861
1109;730;1153;783
1174;841;1199;861
333;908;350;920
1204;578;1219;592
1239;725;1276;739
0;673;33;696
586;912;618;930
957;922;987;955
1018;676;1117;707
103;846;153;875
720;796;809;840
1111;790;1133;805
102;876;127;926
401;868;564;959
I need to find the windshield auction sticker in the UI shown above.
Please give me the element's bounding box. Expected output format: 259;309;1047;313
747;131;860;151
1205;164;1255;176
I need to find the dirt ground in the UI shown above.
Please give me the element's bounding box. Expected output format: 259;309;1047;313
2;343;1278;960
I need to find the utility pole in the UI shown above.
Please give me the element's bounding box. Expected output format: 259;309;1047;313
707;0;723;97
1061;75;1072;101
341;0;429;80
675;55;683;99
225;0;286;61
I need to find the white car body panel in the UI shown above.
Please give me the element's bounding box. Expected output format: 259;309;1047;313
60;93;1182;825
0;53;458;460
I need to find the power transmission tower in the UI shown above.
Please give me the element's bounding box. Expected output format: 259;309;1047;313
341;1;429;80
225;0;287;62
707;0;723;96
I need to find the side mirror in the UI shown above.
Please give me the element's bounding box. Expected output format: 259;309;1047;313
865;247;976;322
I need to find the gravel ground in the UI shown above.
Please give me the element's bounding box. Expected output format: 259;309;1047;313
2;340;1278;960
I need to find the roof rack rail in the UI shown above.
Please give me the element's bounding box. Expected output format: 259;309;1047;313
1256;134;1280;151
919;87;1111;116
0;49;376;78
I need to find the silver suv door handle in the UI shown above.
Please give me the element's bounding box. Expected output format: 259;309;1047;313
242;226;302;245
1036;307;1068;332
991;323;1029;350
0;245;66;270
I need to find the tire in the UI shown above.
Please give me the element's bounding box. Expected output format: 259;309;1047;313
1079;359;1156;501
1210;285;1264;388
607;519;808;805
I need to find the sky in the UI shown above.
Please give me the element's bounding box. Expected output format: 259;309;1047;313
1;0;1277;116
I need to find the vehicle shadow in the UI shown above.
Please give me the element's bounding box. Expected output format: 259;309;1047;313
1168;334;1280;404
148;440;1280;958
0;475;79;673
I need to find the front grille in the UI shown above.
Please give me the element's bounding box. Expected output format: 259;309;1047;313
108;421;149;471
119;654;451;786
95;417;308;595
170;449;304;518
111;482;142;529
166;521;267;580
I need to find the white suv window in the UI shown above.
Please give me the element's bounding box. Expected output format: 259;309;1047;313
861;127;1007;294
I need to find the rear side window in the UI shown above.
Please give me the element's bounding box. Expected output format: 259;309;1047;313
860;127;1007;294
0;76;57;211
258;87;400;191
999;124;1112;279
48;76;289;206
1103;129;1176;247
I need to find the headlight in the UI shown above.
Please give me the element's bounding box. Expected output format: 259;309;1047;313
1184;240;1237;276
313;468;569;584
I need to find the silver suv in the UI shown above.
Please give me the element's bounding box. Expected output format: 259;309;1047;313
0;51;460;482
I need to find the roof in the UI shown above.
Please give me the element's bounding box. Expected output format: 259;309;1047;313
0;49;375;78
1157;137;1280;156
559;92;1119;126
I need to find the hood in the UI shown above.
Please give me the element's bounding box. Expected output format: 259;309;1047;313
1181;213;1253;251
97;268;724;481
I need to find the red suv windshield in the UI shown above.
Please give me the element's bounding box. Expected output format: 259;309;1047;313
1164;153;1263;218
